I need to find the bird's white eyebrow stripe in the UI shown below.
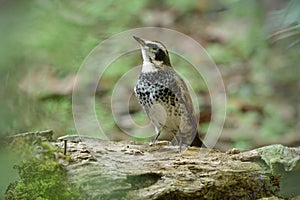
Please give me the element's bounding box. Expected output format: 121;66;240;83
145;41;169;56
146;41;166;49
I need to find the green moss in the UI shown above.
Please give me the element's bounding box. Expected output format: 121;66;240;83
5;137;83;200
257;144;300;198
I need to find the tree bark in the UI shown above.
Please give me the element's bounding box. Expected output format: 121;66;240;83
53;134;300;200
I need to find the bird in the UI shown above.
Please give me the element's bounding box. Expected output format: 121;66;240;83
133;36;204;150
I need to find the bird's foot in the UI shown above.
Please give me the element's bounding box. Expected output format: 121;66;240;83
149;140;171;146
178;143;189;153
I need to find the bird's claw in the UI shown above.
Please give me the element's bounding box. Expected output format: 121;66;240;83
149;140;171;146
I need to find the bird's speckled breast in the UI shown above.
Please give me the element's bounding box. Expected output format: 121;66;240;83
134;70;182;117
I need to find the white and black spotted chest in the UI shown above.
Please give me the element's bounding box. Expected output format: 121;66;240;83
134;71;181;117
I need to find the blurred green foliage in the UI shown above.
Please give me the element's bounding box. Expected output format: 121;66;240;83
0;0;148;135
0;0;298;141
205;0;299;150
0;148;18;200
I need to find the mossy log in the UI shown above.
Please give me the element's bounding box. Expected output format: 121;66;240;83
6;131;300;199
55;134;299;200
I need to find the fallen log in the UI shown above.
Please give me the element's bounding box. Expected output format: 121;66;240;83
5;131;300;199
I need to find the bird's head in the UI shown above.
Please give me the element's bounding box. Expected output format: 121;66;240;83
133;36;171;69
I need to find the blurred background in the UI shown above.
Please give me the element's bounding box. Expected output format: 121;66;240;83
1;0;300;148
1;1;300;195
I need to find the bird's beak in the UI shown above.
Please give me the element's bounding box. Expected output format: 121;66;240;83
133;36;146;46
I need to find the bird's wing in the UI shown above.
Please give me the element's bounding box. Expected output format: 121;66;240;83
168;69;198;131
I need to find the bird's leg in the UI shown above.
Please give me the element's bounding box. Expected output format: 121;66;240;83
149;128;170;146
149;128;161;146
170;134;183;152
170;130;179;145
176;132;188;153
179;136;183;152
171;134;179;145
154;127;161;141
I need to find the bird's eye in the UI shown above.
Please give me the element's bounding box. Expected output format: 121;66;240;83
148;44;159;51
152;46;158;51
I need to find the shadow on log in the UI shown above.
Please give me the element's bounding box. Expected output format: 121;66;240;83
5;131;300;200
